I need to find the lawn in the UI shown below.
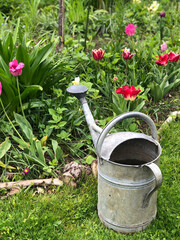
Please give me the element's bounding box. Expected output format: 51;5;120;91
0;119;179;240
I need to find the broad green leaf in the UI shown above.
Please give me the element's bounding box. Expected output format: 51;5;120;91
0;137;11;158
35;140;45;164
12;135;29;149
21;85;43;100
86;155;95;165
14;113;33;140
150;81;163;103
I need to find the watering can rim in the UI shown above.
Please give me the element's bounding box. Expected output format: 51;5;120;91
99;132;162;167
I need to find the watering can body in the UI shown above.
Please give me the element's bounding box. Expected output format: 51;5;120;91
67;85;162;233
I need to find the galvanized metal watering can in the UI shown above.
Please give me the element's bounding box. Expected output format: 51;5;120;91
67;84;162;233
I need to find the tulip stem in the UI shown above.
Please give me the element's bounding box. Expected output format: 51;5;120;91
16;77;25;119
160;18;163;42
125;60;127;83
0;98;25;142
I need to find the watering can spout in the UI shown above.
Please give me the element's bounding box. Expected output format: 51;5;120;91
67;85;102;147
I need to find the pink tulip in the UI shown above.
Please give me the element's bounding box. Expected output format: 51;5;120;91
9;59;24;76
113;76;118;81
125;24;137;36
0;82;2;96
161;42;167;52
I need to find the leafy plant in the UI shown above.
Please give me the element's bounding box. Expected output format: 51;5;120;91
8;113;64;176
0;30;59;113
147;64;180;103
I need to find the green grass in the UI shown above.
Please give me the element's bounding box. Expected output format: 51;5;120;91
0;120;180;240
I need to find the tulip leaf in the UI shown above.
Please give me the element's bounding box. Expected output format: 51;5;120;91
21;85;43;100
150;81;163;103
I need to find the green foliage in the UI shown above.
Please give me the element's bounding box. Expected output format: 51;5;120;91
0;30;59;112
147;65;180;103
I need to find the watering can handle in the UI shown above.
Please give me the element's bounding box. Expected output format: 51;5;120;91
96;111;157;157
142;162;162;208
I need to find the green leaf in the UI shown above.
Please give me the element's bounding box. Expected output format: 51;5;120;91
13;18;20;45
133;101;145;112
21;85;43;100
150;81;163;103
52;140;63;162
86;155;95;165
35;140;45;163
11;135;29;149
0;137;11;158
14;113;33;140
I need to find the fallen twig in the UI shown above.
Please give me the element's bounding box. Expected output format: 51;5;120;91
0;178;63;189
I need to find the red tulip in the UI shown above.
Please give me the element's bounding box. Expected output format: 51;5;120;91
168;52;180;62
0;82;2;96
155;54;168;66
92;48;105;60
9;59;24;76
122;48;136;60
116;85;141;101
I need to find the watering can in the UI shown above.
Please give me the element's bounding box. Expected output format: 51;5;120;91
67;84;162;233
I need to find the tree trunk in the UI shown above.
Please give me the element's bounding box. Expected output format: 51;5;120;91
58;0;65;50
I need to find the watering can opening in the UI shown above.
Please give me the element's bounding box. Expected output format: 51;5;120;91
99;132;161;167
109;138;160;167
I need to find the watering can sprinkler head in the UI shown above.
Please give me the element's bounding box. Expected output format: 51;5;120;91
67;85;88;104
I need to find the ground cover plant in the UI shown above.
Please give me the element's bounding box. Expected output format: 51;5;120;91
0;119;179;239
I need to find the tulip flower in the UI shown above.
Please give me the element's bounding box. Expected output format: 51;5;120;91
125;24;137;36
113;76;118;81
0;82;2;96
116;85;141;101
155;54;168;66
9;59;24;76
24;168;29;174
92;48;105;60
168;52;180;62
161;42;167;52
122;48;136;60
160;11;166;17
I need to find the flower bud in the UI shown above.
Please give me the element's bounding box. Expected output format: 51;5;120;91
160;11;165;17
161;42;167;52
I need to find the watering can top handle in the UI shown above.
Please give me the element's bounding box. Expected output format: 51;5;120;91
96;111;157;157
